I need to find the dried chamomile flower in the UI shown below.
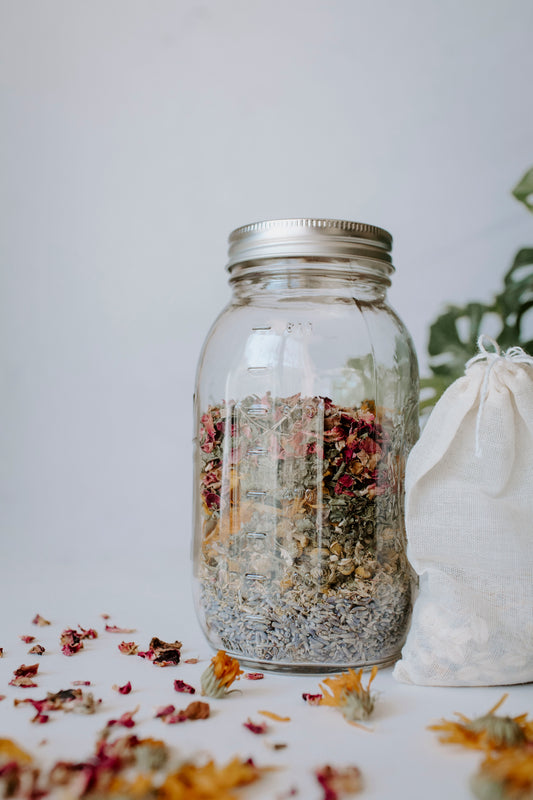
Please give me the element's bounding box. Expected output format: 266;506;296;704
470;749;533;800
315;764;363;798
319;666;378;724
429;694;533;752
200;650;243;698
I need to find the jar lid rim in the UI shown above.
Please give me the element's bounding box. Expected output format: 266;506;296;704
227;218;393;270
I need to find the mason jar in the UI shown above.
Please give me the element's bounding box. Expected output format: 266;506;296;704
192;219;419;672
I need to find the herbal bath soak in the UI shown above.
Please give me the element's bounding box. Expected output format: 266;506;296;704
193;219;419;672
394;337;533;686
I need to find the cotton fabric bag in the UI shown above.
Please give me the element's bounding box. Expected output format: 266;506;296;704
393;337;533;686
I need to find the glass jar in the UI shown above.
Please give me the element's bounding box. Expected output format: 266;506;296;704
192;219;419;672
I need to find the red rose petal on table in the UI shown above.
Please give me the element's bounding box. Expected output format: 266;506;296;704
243;718;267;734
244;672;264;680
105;625;136;634
20;636;35;644
118;641;139;655
112;681;132;695
174;679;195;694
106;707;138;728
302;693;323;706
32;614;51;627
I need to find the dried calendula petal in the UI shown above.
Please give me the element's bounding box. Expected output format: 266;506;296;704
429;694;533;752
258;710;291;722
0;739;33;765
319;666;378;724
200;650;243;698
160;756;264;799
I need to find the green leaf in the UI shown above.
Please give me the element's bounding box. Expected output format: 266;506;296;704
512;166;533;213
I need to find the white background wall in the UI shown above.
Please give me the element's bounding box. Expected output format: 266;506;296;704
1;0;533;571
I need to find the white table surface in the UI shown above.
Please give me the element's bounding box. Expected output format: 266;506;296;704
1;544;531;800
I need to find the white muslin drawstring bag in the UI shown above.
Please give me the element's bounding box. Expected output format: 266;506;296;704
393;336;533;686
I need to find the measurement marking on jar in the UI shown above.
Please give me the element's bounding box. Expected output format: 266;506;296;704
247;447;268;456
247;366;272;373
246;404;269;416
251;326;271;332
245;573;267;582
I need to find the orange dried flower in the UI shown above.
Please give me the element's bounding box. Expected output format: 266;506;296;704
319;666;378;724
159;756;263;800
471;748;533;799
429;694;533;753
0;739;32;765
201;651;243;698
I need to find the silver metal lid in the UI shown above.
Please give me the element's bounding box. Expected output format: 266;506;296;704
227;218;393;270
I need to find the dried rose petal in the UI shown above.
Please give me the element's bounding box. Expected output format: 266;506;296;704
244;672;264;680
0;695;6;701
302;693;323;706
174;680;195;694
149;637;182;666
112;681;132;695
138;649;155;660
101;613;110;619
20;635;35;644
32;714;49;724
0;648;3;657
106;707;138;728
183;701;210;720
13;663;39;677
315;765;363;799
60;626;98;656
9;677;38;688
32;614;51;627
105;624;136;634
72;681;91;686
155;704;176;719
118;641;139;655
28;644;45;656
244;718;267;734
184;658;199;664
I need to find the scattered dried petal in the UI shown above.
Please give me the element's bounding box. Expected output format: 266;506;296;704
149;637;182;666
303;693;323;706
20;635;35;644
72;681;91;686
174;679;196;695
245;672;265;680
28;645;45;656
244;718;268;734
183;701;210;721
201;650;243;698
106;707;139;729
155;704;176;719
315;764;363;798
184;658;199;664
118;641;139;655
112;681;132;695
0;648;3;658
32;615;51;627
101;613;110;620
137;649;155;660
60;626;98;656
15;688;101;719
105;624;136;634
258;710;291;722
0;696;5;702
9;664;39;688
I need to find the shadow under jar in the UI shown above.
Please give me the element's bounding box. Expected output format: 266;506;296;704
192;219;419;673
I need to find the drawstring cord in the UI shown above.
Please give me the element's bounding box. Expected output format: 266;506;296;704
465;335;533;458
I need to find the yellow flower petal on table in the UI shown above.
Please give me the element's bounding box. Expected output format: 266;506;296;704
257;710;291;722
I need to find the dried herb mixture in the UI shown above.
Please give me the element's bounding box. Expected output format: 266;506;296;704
197;393;412;667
